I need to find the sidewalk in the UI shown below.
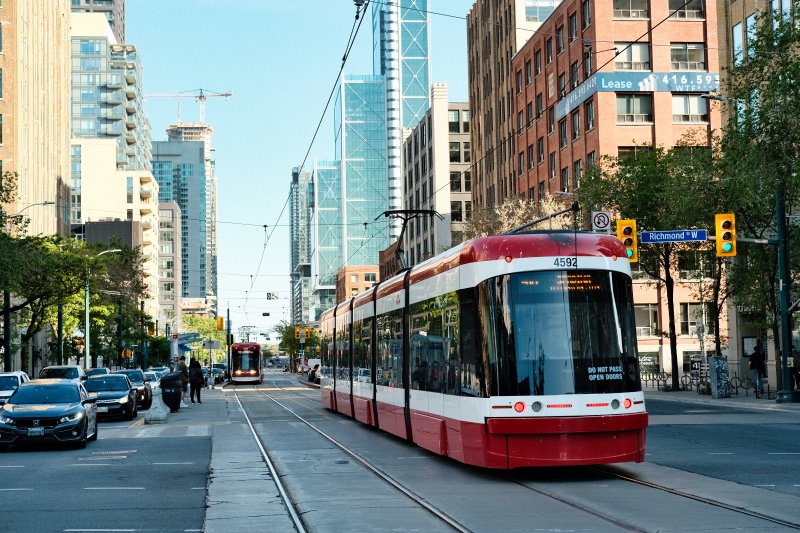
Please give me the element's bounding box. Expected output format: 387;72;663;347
642;383;800;412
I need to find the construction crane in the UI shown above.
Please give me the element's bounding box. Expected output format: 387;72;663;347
143;88;232;124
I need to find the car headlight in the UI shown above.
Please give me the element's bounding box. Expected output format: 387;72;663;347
119;396;128;404
136;385;145;391
0;415;16;425
59;412;84;424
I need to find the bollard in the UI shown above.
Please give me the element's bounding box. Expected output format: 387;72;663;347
145;387;169;424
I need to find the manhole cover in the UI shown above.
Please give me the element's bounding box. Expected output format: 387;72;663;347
335;460;349;465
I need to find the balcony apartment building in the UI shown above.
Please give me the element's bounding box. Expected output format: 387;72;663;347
0;0;72;237
402;84;471;266
467;0;559;210
713;0;800;388
511;0;729;377
69;13;159;324
290;168;313;324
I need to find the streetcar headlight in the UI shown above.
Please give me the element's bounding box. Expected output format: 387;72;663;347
611;399;620;410
531;401;542;413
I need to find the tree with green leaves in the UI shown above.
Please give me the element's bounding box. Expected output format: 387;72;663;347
182;314;227;363
577;134;718;390
715;7;800;386
272;320;319;359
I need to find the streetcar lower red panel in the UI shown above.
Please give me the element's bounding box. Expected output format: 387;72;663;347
335;391;353;417
376;401;405;439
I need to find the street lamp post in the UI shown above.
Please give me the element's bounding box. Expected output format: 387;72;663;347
85;249;121;369
1;201;55;371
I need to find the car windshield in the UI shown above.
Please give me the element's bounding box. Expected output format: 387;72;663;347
10;385;80;404
0;376;19;391
144;372;157;381
118;371;144;383
85;377;128;392
85;368;108;377
40;367;78;379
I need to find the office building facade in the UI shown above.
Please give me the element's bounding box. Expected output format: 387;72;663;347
289;167;312;324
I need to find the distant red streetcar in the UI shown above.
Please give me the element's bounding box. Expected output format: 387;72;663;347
230;343;263;384
319;231;648;469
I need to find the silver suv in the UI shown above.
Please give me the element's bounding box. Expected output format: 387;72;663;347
38;365;87;384
0;371;31;405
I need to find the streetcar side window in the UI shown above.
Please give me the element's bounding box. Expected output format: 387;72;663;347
376;308;403;388
459;287;488;398
409;290;459;394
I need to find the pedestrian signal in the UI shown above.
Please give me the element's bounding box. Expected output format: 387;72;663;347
715;213;736;257
616;219;638;262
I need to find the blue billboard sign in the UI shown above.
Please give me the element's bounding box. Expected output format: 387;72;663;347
556;72;720;120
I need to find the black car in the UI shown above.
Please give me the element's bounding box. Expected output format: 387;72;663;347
113;369;152;409
0;379;98;449
85;374;137;420
85;368;111;377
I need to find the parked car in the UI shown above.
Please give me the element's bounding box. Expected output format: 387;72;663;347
356;368;371;383
0;371;31;405
113;369;152;409
211;368;224;384
0;379;98;449
38;365;87;383
85;368;111;377
308;364;320;382
212;363;229;380
85;374;137;420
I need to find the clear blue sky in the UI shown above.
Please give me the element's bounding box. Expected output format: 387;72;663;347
127;1;472;337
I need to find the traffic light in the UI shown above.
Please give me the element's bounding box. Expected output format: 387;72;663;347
294;326;300;339
715;213;736;257
304;327;311;338
216;316;224;331
616;219;638;262
299;349;305;355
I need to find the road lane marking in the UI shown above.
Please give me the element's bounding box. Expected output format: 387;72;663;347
129;418;145;428
64;530;136;532
768;452;800;455
0;488;33;491
708;452;734;455
72;464;112;466
754;484;775;487
153;462;193;465
0;465;24;468
84;487;145;490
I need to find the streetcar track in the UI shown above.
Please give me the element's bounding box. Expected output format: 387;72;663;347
233;382;470;533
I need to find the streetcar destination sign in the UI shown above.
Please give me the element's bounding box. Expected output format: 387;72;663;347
640;229;707;243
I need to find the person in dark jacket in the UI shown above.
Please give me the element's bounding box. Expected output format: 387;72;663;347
188;358;203;404
178;355;190;408
749;345;766;394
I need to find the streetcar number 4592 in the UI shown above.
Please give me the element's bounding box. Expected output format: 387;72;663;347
554;257;577;268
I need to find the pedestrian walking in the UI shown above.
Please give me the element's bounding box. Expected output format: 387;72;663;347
749;345;765;394
178;355;190;408
189;358;203;404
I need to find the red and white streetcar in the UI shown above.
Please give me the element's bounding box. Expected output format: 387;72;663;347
319;231;648;469
230;343;263;384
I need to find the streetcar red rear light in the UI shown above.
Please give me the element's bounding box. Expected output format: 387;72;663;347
586;403;609;407
546;403;572;409
612;255;618;261
514;402;525;412
505;256;513;263
624;398;632;409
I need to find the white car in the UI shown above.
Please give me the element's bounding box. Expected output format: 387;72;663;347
38;365;87;384
144;371;161;391
0;371;31;405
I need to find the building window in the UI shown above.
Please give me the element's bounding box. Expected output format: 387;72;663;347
537;137;545;164
450;172;461;192
582;0;592;28
584;49;593;77
558;72;566;98
548;106;555;133
559;120;568;148
588;151;596;166
571;61;579;88
534;49;542;75
546;38;553;63
517;110;524;133
634;304;659;337
516;70;523;93
463;142;470;162
527;144;535;169
671;43;706;70
365;273;377;282
673;95;709;123
614;42;651;70
613;0;649;19
573;159;583;188
569;13;578;42
449;142;461;162
126;176;133;203
526;102;534;126
518;152;525;176
732;22;743;65
572;110;580;140
561;167;570;192
617;94;653;123
549;152;556;180
670;0;704;19
463;110;470;132
680;302;711;336
0;69;3;98
525;60;532;85
746;14;757;58
451;201;463;222
585;99;595;130
557;26;565;53
465;201;471;220
464;171;471;192
0;114;3;144
421;154;427;176
448;109;460;133
536;93;543;118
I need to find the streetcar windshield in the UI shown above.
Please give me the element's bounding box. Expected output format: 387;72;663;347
232;348;258;371
487;270;641;396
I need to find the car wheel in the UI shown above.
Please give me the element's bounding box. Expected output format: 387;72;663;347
126;404;135;421
89;419;98;442
76;423;88;449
